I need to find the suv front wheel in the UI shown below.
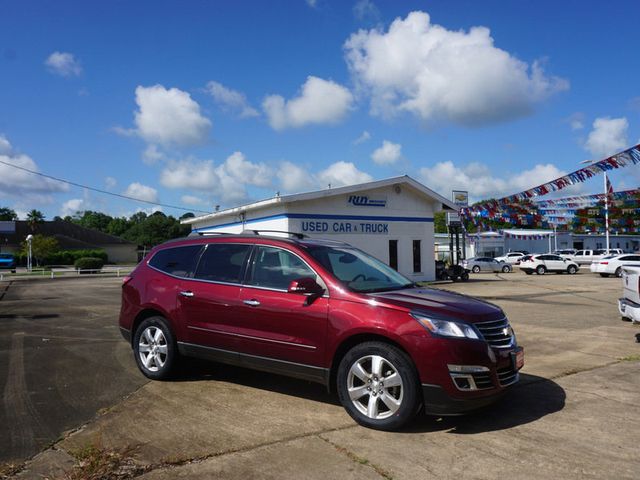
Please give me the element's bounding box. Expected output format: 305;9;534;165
133;316;178;380
337;341;420;430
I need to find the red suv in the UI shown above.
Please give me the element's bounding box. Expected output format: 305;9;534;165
119;231;523;430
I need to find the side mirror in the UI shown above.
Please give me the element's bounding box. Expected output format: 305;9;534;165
288;277;324;295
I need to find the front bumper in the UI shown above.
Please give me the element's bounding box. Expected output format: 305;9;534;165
618;298;640;323
422;383;506;415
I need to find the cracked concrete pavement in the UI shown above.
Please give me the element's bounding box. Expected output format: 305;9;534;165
3;272;640;479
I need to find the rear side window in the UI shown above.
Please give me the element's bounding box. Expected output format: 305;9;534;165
194;243;252;284
149;245;202;277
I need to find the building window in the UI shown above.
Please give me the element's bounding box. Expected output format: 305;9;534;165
412;240;421;273
389;240;398;271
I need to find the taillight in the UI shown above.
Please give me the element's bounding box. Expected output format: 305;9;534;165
601;262;608;265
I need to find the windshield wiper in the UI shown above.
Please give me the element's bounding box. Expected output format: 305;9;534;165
360;283;417;294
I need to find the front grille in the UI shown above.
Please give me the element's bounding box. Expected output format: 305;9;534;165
497;365;519;386
475;317;514;348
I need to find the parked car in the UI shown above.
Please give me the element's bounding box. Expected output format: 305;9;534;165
518;254;579;275
618;266;640;323
0;253;16;273
119;231;523;430
462;257;512;273
553;249;577;257
590;254;640;277
494;252;526;264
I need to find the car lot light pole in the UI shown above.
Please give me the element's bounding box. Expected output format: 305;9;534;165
580;160;610;253
26;234;33;272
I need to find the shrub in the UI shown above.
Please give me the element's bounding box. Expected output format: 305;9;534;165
74;257;104;272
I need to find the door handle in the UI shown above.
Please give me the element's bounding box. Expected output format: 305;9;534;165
179;291;194;297
243;299;261;307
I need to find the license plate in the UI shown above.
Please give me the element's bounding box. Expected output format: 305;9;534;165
512;348;524;370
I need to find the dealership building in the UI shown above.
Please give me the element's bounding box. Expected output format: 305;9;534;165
183;176;457;281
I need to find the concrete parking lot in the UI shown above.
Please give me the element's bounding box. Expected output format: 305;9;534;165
2;272;640;479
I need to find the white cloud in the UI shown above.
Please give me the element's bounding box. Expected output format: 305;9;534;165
317;161;373;187
181;195;207;206
419;161;581;201
105;177;117;190
123;182;159;203
344;11;568;126
353;130;371;145
371;140;402;165
0;142;68;199
133;85;211;146
353;0;380;23
142;144;165;165
160;152;273;203
45;51;82;77
205;81;259;118
585;116;628;158
305;0;317;7
566;112;585;131
0;135;12;154
278;161;317;192
61;198;85;217
263;76;354;130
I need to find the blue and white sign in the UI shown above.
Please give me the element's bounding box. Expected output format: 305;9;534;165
347;195;387;207
301;220;389;234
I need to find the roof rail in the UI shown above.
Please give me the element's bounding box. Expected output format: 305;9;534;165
241;229;307;240
189;231;232;237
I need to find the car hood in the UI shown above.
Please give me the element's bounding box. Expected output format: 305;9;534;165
368;287;504;323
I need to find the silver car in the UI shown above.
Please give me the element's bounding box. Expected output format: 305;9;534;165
462;257;512;273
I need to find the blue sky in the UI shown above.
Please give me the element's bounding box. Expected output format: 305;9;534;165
1;0;639;219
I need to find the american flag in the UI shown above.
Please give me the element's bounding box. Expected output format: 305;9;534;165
606;175;613;198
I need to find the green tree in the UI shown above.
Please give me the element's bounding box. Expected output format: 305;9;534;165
106;217;131;237
0;207;18;221
434;212;447;233
72;210;114;232
22;235;59;266
26;209;45;232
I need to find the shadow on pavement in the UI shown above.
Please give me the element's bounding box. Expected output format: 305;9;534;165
175;357;341;405
404;373;565;434
173;362;563;430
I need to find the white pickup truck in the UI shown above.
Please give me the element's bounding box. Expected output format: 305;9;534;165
571;248;623;265
618;266;640;323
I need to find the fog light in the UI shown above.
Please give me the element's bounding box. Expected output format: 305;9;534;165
453;376;473;390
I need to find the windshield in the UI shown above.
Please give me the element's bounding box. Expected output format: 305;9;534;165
304;245;414;293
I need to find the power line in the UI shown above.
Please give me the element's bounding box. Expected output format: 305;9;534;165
0;158;211;215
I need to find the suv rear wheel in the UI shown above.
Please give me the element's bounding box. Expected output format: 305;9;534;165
337;342;420;430
133;316;178;380
536;265;546;275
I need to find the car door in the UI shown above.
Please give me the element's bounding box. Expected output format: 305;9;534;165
544;254;565;271
178;242;253;350
235;245;329;367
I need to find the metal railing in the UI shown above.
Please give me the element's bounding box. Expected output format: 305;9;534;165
0;265;135;281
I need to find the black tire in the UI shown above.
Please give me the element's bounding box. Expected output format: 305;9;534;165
615;267;623;278
472;265;480;273
461;272;470;281
535;265;546;275
599;273;609;278
133;316;178;380
567;265;578;274
501;265;511;273
337;341;420;431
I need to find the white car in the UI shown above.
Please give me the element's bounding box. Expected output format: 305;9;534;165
518;254;579;275
618;266;640;323
571;248;624;265
494;252;526;264
590;254;640;278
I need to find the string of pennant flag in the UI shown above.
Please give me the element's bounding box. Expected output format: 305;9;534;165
463;143;640;216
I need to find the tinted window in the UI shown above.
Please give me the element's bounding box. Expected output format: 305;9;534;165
248;246;316;291
389;240;398;271
412;240;421;273
194;243;252;283
576;251;584;256
149;245;202;277
547;255;563;261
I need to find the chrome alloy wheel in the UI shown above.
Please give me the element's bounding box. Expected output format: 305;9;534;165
138;326;168;372
347;355;404;420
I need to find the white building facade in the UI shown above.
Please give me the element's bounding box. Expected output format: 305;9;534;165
183;176;456;281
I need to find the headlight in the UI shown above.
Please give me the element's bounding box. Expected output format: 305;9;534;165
411;312;480;340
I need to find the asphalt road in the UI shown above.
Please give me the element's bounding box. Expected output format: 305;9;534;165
0;277;146;463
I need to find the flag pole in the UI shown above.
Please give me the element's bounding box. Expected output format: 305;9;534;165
604;172;610;252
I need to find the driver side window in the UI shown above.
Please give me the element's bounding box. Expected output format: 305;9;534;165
248;246;319;291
